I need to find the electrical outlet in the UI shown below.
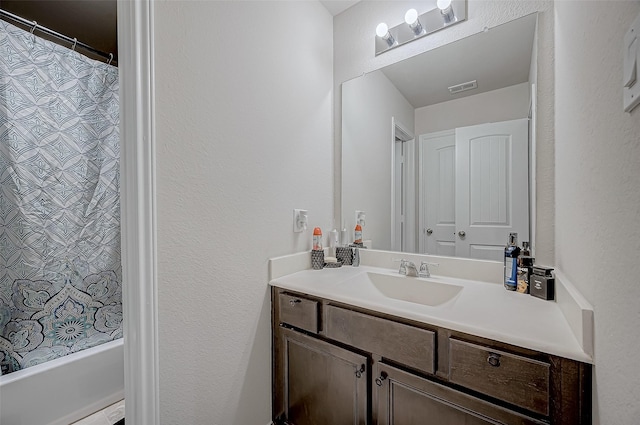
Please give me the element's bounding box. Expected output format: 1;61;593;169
293;209;308;233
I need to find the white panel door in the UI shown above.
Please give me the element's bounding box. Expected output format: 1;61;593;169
455;119;529;261
419;131;456;256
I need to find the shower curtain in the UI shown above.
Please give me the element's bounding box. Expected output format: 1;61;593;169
0;19;121;374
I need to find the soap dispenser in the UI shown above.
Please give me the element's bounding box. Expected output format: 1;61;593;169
504;233;520;291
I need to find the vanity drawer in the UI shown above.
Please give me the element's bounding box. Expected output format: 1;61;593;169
278;293;319;333
324;305;435;374
448;338;550;416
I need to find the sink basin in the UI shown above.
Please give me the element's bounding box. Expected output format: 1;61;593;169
361;272;463;307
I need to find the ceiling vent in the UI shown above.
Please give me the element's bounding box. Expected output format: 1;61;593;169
448;80;478;94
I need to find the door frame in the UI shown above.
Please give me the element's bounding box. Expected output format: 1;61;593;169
529;83;537;256
390;117;414;252
118;1;159;423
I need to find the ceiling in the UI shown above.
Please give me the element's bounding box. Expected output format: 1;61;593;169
320;0;360;16
380;13;537;108
0;0;118;63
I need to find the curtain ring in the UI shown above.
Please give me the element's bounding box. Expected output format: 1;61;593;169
71;38;77;51
30;21;37;34
107;53;113;66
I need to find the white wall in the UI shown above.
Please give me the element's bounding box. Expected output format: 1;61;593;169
342;70;414;249
334;0;555;264
153;1;333;423
414;82;530;136
555;2;640;423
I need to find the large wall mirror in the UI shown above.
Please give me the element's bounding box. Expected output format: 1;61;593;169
342;13;538;262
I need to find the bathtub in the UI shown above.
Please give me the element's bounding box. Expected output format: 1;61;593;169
0;338;124;425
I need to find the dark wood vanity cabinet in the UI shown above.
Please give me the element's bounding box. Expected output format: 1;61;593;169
279;328;368;425
374;362;545;425
272;287;591;425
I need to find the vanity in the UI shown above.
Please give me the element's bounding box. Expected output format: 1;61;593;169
269;253;592;425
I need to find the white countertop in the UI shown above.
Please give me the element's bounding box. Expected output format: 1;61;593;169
270;265;593;364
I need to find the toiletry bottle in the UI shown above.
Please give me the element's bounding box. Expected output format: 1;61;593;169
312;227;323;251
518;241;530;266
354;224;363;245
517;256;534;294
341;226;349;247
504;233;520;291
330;229;339;249
329;228;339;257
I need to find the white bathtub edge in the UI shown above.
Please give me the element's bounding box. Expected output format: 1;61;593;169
0;338;124;425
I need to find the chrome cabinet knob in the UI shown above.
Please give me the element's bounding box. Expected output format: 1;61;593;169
289;299;302;306
375;371;388;386
458;230;466;238
426;228;433;235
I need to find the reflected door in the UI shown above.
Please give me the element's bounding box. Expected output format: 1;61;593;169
455;119;529;261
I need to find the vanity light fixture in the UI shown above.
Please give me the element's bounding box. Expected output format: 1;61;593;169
375;0;467;56
404;9;424;36
376;22;396;47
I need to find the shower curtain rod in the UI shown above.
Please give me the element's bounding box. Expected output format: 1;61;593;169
0;8;116;65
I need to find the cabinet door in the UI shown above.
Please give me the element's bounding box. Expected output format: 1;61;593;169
278;328;368;425
374;363;545;425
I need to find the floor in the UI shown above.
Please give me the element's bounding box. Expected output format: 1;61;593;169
71;400;124;425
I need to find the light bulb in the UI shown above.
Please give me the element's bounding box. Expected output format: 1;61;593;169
376;22;389;38
437;0;452;10
376;22;395;47
404;9;418;26
404;8;423;36
437;0;455;23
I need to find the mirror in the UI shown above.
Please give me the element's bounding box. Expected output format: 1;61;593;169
342;14;537;262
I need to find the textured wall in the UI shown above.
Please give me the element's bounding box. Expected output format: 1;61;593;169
334;0;555;264
153;1;333;423
555;2;640;422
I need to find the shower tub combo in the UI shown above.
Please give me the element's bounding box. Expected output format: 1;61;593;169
0;16;124;425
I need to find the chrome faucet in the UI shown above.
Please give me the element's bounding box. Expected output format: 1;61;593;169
399;260;419;277
418;261;431;278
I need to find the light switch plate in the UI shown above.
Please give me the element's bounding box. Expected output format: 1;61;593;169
623;12;640;113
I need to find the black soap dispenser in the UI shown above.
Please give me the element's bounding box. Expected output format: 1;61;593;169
504;233;520;291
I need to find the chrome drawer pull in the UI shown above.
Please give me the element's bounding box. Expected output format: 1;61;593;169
487;352;501;367
355;364;365;378
289;299;302;306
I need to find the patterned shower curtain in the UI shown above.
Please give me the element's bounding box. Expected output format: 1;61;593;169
0;20;121;375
